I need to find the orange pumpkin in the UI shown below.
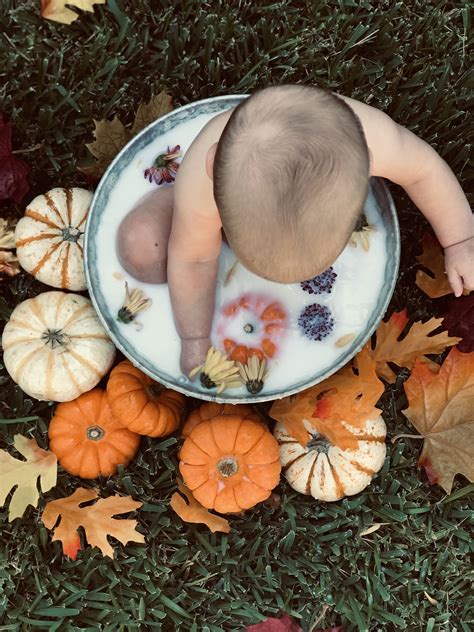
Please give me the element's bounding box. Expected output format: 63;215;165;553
179;414;281;513
48;389;140;479
182;402;265;437
107;360;186;437
217;293;288;364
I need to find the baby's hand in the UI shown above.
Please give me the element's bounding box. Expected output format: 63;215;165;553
444;236;474;297
181;337;211;377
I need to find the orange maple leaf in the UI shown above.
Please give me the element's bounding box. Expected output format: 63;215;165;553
403;348;474;493
42;488;144;559
369;310;460;382
415;233;470;299
170;480;231;533
270;346;384;447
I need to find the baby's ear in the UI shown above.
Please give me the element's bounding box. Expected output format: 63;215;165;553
205;143;218;180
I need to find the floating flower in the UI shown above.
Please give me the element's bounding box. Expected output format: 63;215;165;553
144;145;182;185
298;303;335;341
350;213;375;251
300;266;337;295
238;355;269;395
189;347;242;394
117;282;152;324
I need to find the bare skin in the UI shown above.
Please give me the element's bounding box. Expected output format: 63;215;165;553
117;92;473;375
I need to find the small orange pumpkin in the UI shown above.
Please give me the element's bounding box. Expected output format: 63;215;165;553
179;414;281;514
107;360;186;437
48;389;140;479
182;402;265;437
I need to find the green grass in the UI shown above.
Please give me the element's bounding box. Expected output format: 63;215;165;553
1;1;473;630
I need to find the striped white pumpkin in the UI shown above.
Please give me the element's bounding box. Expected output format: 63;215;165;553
2;291;115;402
274;418;386;501
15;188;92;291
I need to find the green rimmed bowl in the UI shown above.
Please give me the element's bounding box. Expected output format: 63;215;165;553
84;95;400;404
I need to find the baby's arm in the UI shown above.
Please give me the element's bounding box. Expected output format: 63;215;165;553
341;95;473;296
168;186;222;376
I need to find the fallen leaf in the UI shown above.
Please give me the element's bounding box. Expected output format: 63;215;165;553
41;0;106;24
41;487;144;559
0;435;57;521
0;251;21;278
0;113;30;204
170;480;231;533
246;614;303;631
131;90;174;135
369;310;460;382
403;347;474;493
271;346;384;448
0;218;16;249
416;233;454;298
79;116;129;180
359;522;389;537
442;294;474;353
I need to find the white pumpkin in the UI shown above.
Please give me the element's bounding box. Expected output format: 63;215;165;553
15;188;92;291
274;418;386;501
2;291;115;402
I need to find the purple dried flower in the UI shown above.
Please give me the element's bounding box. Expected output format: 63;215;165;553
298;303;334;341
144;145;182;185
300;267;337;295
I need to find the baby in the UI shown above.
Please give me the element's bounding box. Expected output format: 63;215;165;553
117;85;473;375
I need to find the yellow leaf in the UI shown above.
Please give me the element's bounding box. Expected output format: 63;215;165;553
42;488;145;559
170;480;231;533
403;348;474;493
41;0;106;24
0;435;57;522
370;310;460;382
79;115;130;179
131;91;174;135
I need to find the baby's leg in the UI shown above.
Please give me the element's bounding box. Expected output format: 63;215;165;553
116;187;173;283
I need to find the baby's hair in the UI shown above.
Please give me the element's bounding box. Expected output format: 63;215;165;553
213;84;370;282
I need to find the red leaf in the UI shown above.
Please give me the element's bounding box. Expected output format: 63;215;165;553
246;614;303;632
0;113;30;204
62;533;82;560
419;457;439;485
442;294;474;353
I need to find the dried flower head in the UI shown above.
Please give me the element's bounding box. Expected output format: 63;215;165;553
0;218;16;249
189;347;242;394
144;144;182;185
238;355;269;395
117;282;152;324
0;251;21;278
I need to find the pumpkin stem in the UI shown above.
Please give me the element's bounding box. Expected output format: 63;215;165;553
61;226;83;243
145;383;162;398
87;426;105;441
307;433;331;454
217;457;238;477
41;328;70;349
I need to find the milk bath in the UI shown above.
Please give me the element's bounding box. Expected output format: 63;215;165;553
95;110;388;396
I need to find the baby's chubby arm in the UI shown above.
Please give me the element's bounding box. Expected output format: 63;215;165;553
341;95;473;296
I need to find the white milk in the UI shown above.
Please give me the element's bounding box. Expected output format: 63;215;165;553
95;111;387;395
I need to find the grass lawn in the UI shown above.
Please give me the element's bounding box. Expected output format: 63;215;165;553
1;1;473;630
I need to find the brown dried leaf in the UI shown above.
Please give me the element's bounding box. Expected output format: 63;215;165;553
41;0;106;24
370;310;460;382
0;251;21;278
79;116;129;179
416;233;454;298
170;480;231;533
0;218;16;249
131;91;174;135
42;488;144;559
403;347;474;493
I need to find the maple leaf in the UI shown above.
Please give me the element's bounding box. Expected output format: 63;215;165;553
131;91;174;135
170;480;231;533
271;347;384;448
246;614;303;631
403;347;474;493
442;294;474;353
369;310;461;382
0;113;30;204
41;0;106;24
0;251;21;278
0;435;57;522
0;218;16;249
42;487;145;559
79;116;129;180
415;232;469;298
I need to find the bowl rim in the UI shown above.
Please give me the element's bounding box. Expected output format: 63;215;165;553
84;94;400;404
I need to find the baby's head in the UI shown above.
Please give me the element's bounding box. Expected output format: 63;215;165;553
211;85;370;283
